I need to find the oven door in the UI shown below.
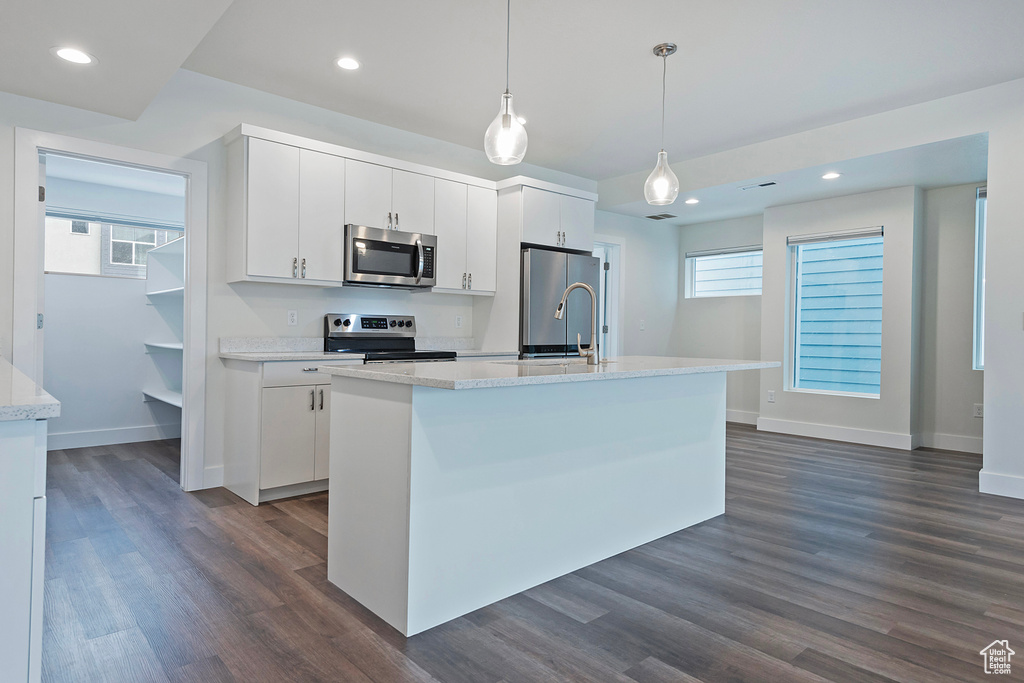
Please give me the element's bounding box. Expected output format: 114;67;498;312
344;224;436;288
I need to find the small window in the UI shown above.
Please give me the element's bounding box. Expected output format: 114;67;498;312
973;187;986;370
791;231;884;396
685;247;763;298
70;220;90;235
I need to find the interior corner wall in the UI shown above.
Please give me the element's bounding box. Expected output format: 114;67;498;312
919;184;985;453
674;214;763;423
593;210;680;356
757;186;920;449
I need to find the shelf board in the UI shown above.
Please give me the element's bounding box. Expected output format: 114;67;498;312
143;387;182;408
146;286;184;297
148;236;185;257
145;342;184;351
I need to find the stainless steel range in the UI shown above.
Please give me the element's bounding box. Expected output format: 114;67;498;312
323;314;456;363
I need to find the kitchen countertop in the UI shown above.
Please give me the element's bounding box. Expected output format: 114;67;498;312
319;356;779;390
0;356;61;422
218;349;520;362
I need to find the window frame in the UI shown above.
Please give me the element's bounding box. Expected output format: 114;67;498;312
787;227;884;399
973;186;986;371
684;245;763;299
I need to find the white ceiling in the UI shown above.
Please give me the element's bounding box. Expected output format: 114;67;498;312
3;1;1021;184
608;134;989;226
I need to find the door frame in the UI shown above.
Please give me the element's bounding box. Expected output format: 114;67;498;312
13;128;208;491
593;233;625;358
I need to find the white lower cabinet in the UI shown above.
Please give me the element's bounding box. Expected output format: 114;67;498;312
223;359;355;504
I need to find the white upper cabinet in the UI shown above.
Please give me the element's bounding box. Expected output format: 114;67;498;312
344;159;393;229
298;149;345;282
433;179;468;290
519;185;595;251
559;194;596;252
466;186;498;292
392;170;434;235
246;138;300;279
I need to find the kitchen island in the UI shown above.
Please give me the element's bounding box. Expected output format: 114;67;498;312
320;356;777;636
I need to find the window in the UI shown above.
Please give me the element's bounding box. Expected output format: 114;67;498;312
791;230;884;396
44;216;181;278
110;226;156;266
70;220;90;235
973;187;986;370
685;247;763;298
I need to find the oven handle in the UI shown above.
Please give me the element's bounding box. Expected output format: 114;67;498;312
414;238;424;284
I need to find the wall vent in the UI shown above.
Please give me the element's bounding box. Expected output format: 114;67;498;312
739;181;777;191
645;213;677;220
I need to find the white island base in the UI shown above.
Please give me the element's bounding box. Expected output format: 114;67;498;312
327;365;735;637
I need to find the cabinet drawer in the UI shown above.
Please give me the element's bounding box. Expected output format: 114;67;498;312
262;360;361;387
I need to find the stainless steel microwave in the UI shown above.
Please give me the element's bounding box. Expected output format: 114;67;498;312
344;224;436;289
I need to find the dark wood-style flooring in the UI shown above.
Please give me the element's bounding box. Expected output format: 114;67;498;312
42;427;1024;682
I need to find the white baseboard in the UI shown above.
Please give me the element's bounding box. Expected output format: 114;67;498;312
726;409;759;426
48;423;182;450
979;469;1024;500
920;432;983;454
755;417;914;450
202;465;224;489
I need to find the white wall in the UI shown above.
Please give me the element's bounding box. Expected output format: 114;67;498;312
674;215;763;423
593;211;680;356
757;186;923;449
43;273;181;448
44;217;101;274
920;184;985;452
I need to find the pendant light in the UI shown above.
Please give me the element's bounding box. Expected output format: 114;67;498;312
484;0;528;164
644;43;679;205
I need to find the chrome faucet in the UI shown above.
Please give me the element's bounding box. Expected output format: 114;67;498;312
554;281;599;365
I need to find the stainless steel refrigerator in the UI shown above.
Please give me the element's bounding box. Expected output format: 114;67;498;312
520;247;601;357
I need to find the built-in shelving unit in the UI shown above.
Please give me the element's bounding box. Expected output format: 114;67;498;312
143;237;184;409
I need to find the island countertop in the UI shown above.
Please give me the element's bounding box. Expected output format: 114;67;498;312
318;355;779;390
0;356;60;421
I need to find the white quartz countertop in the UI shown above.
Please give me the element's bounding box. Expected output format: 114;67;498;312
319;356;779;390
219;349;519;362
0;356;61;421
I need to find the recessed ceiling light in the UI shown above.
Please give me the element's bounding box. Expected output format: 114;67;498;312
336;57;360;70
822;172;841;180
52;47;95;64
684;198;699;205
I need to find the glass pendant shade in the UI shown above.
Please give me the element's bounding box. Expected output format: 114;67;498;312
644;150;679;205
484;92;528;165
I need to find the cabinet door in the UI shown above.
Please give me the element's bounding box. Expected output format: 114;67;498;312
298;149;345;282
314;384;331;481
344;159;393;229
521;186;561;247
433;179;468;290
392;170;435;235
466;186;498;292
260;386;316;489
247;138;300;278
560;195;596;252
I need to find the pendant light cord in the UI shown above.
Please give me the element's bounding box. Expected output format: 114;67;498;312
505;0;511;93
660;54;667;151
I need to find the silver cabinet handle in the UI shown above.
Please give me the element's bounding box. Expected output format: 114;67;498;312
302;367;318;372
468;273;472;290
462;272;467;289
388;212;392;230
395;212;399;230
301;258;307;278
414;238;424;284
310;388;315;411
319;388;324;411
293;257;298;278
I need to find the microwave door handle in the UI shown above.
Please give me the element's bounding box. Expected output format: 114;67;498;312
415;238;424;284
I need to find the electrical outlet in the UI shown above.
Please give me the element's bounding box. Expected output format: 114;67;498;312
287;310;298;326
455;315;463;329
767;390;776;403
639;319;646;331
974;403;984;418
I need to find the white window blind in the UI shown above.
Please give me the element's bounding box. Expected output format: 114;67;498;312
686;246;762;298
793;234;884;395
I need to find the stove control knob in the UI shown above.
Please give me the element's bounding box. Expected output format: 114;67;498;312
333;318;343;327
390;320;397;327
342;319;351;327
405;320;413;327
397;320;405;327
